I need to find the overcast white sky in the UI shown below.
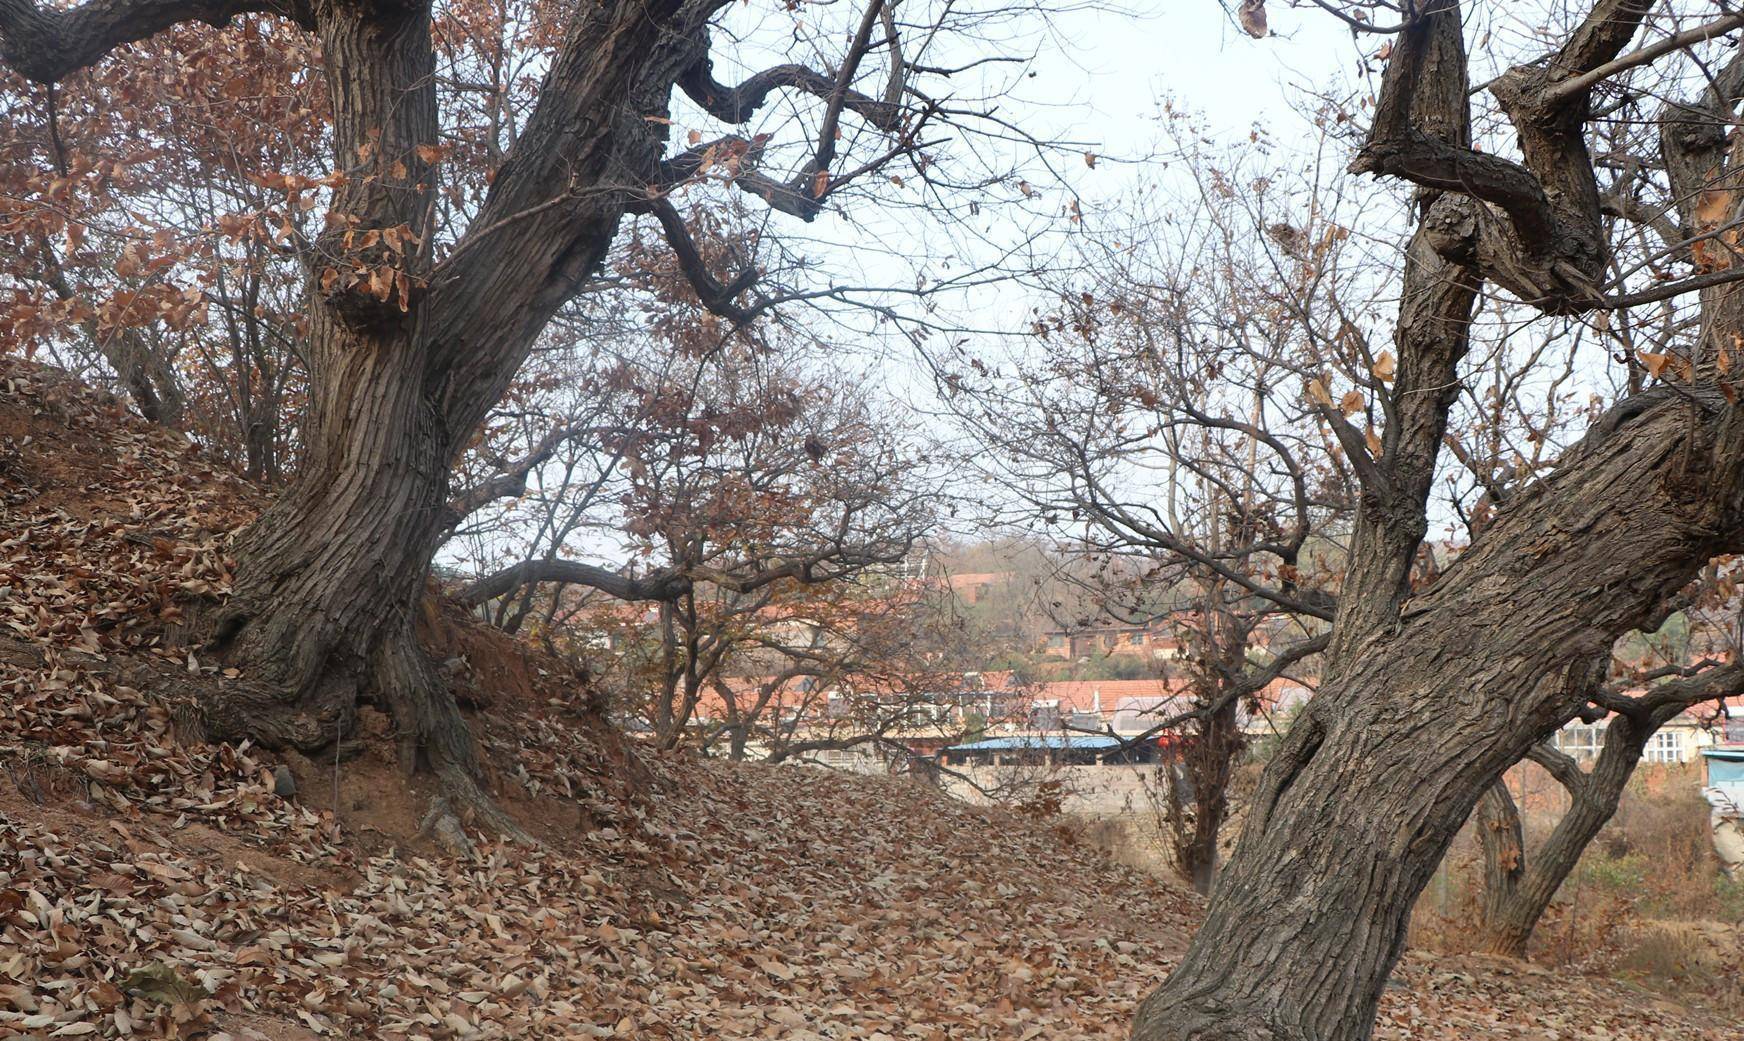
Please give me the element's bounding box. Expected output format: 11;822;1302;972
677;0;1382;342
454;4;1426;572
1031;3;1367;156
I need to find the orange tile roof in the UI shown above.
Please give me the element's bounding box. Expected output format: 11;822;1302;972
1024;679;1193;715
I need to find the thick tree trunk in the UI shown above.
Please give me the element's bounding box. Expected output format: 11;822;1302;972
202;335;447;749
175;0;516;836
182;0;701;836
0;0;897;849
193;315;534;834
1130;4;1744;1036
1130;391;1744;1041
1114;0;1744;1035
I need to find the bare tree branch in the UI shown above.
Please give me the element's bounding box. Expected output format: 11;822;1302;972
444;421;602;524
629;196;764;324
1546;9;1744;103
0;0;308;83
458;535;916;608
677;53;905;132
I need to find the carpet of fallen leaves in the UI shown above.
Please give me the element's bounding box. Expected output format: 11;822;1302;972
0;357;1734;1040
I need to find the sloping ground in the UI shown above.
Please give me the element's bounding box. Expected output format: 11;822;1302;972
0;357;1731;1040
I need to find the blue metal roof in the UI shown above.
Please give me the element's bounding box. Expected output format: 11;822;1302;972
944;734;1125;752
1701;746;1744;761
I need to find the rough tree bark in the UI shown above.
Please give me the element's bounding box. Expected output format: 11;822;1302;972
1132;3;1744;1038
0;0;910;833
1134;389;1744;1041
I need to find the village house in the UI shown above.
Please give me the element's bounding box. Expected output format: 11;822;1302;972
1039;621;1186;661
1551;695;1744;765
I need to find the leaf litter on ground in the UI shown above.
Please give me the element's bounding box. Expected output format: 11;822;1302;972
0;356;1732;1040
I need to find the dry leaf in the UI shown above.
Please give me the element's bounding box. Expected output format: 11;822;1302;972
0;356;1727;1041
1239;0;1267;38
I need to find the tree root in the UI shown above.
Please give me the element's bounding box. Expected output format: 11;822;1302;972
194;604;538;854
418;796;475;856
432;762;535;850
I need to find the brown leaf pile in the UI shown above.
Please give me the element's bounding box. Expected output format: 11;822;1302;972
0;357;1733;1040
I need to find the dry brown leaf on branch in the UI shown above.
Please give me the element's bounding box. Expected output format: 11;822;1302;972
1238;0;1267;39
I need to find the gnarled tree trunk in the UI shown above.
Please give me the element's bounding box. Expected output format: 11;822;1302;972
2;0;923;829
191;2;480;793
1132;390;1744;1041
105;0;703;826
1131;1;1744;1035
200;330;459;758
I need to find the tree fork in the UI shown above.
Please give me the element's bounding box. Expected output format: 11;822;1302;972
1471;661;1744;959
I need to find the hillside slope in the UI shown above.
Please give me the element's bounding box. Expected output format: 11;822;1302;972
0;357;1729;1040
